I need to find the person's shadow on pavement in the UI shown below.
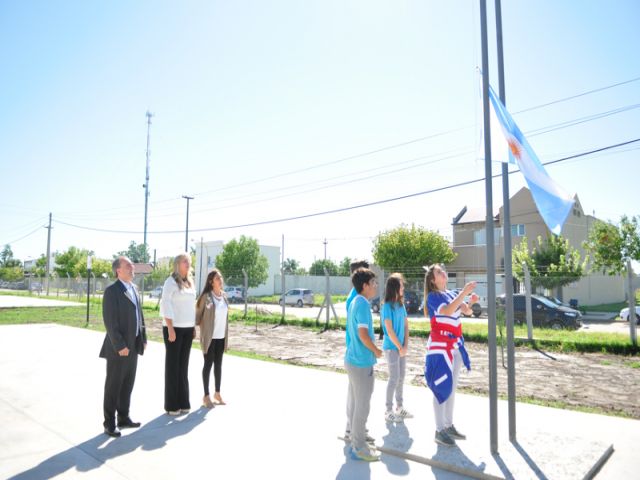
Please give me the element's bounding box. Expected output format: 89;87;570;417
9;408;211;480
335;439;372;480
380;420;413;476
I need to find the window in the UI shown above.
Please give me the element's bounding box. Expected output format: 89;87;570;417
511;224;525;237
473;228;501;245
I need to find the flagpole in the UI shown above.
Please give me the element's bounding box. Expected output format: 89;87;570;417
480;0;499;455
495;0;517;443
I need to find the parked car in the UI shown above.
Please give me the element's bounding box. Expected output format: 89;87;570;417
29;282;43;293
370;296;381;313
619;306;640;324
279;288;313;307
224;286;246;303
404;291;421;314
149;286;163;298
371;291;421;315
497;293;582;330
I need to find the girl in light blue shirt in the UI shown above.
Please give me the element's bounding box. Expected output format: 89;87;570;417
381;273;412;422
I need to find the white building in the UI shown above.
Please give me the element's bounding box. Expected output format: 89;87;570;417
194;240;281;296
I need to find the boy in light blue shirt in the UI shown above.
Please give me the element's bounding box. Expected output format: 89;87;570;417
344;267;381;462
345;259;369;353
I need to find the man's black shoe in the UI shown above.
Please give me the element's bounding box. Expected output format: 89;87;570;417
117;418;141;429
104;426;121;438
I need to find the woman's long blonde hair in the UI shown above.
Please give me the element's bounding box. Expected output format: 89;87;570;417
171;253;194;290
423;264;442;315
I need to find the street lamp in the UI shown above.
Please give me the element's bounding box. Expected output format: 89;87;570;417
182;195;194;252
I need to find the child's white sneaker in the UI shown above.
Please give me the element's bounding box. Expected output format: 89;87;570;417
352;447;380;462
395;407;413;419
385;410;402;422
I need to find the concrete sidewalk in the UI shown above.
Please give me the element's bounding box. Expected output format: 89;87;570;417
0;295;82;308
0;324;638;479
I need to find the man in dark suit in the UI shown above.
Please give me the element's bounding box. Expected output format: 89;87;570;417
100;256;147;437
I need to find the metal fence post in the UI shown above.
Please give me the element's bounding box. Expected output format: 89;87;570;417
523;263;533;340
627;260;637;346
324;268;330;330
242;268;248;319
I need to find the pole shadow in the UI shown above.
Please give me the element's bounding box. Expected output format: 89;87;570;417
491;451;515;480
9;408;211;480
380;420;413;475
430;444;488;479
511;440;549;480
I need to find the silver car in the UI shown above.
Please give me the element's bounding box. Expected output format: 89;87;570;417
620;306;640;324
279;288;314;307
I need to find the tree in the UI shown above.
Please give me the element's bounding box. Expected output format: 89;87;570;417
55;247;89;277
116;241;150;263
584;215;640;275
283;258;300;274
149;259;172;284
338;257;352;276
79;257;112;278
189;245;197;268
0;266;22;281
512;235;587;292
372;224;456;274
0;244;21;268
34;254;48;277
54;247;110;277
309;259;339;276
215;236;269;288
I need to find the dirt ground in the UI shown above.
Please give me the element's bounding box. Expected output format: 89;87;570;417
146;318;640;419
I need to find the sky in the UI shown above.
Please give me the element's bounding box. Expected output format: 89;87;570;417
1;0;639;270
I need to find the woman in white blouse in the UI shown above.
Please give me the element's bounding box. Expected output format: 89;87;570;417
196;268;229;408
160;253;196;415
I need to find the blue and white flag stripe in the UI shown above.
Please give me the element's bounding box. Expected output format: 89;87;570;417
485;83;575;235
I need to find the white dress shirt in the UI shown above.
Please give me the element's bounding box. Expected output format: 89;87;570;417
160;276;196;328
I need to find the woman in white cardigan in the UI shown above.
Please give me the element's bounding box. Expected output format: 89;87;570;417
160;253;196;415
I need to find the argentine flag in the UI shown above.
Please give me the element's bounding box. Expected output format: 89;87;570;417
482;84;574;235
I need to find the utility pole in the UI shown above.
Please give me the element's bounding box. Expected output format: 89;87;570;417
323;238;328;260
182;195;194;252
45;212;52;295
143;111;153;255
141;111;153;303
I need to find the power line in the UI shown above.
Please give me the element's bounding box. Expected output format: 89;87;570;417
527;103;640;137
0;224;45;247
53;75;640;217
58;98;640;223
513;76;640;114
0;216;47;238
53;137;640;235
